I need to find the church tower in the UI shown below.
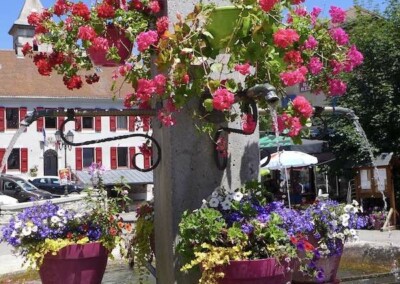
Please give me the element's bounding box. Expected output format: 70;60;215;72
8;0;51;58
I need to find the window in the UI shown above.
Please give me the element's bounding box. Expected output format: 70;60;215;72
82;117;93;129
83;148;94;168
6;108;19;129
117;116;128;130
117;147;128;167
45;116;57;129
7;149;20;170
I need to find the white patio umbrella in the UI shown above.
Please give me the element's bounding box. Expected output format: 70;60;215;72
260;150;318;170
260;151;318;208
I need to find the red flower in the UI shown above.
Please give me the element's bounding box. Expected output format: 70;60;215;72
22;43;33;56
292;96;313;118
66;232;73;239
273;28;300;49
149;1;161;13
283;50;303;66
258;0;279;12
53;0;70;16
212;88;235;111
27;12;41;26
242;114;256;134
48;52;65;66
72;2;91;21
36;59;52;76
156;16;169;35
78;26;97;41
63;75;83;90
97;3;116;19
109;227;117;236
234;63;251;75
85;73;100;84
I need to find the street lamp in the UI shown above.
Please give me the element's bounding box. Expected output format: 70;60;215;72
55;130;74;195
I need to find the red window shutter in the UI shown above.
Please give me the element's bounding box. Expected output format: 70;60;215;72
110;147;117;169
95;116;102;132
75;148;83;170
0;107;4;132
36;107;44;132
21;148;28;172
58;108;65;131
129;147;136;169
0;148;6;173
144;149;151;169
110;116;116;132
75;108;82;131
128;116;136;132
19;107;28;132
95;147;102;164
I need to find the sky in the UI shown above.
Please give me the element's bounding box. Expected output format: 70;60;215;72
0;0;387;50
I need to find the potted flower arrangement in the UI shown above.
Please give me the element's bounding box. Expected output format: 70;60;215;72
24;0;363;143
291;199;367;283
127;200;155;283
0;162;133;284
29;165;39;177
367;207;387;230
177;181;316;283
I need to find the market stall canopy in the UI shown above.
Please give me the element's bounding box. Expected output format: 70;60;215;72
260;150;318;170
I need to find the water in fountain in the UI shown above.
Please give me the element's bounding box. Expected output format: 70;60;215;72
352;119;387;211
268;107;280;153
0;125;28;173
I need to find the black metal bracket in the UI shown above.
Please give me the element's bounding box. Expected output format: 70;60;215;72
58;110;161;172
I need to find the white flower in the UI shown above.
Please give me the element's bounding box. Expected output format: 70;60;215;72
342;219;349;227
320;243;327;250
11;231;17;238
31;225;38;233
331;220;338;227
341;213;350;221
350;229;357;236
337;233;345;239
344;228;350;235
352;200;359;206
225;194;233;202
344;204;353;213
211;191;219;198
233;192;243;201
57;209;66;216
51;216;61;224
221;199;232;210
21;226;32;236
218;196;224;202
209;197;219;208
14;221;22;229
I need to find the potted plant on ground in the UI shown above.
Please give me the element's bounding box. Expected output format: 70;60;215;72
0;162;133;284
177;181;316;283
367;207;387;230
291;199;368;283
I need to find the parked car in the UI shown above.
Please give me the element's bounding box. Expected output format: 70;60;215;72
0;192;18;205
0;175;58;202
29;176;85;195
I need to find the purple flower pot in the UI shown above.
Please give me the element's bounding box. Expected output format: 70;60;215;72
87;24;133;67
39;242;108;284
216;258;292;284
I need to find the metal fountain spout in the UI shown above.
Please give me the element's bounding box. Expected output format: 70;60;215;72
247;83;280;107
313;106;359;121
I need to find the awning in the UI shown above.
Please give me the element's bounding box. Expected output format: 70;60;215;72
75;169;153;186
260;134;325;154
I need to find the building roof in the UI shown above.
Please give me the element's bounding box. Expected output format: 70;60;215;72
0;50;131;99
75;169;153;186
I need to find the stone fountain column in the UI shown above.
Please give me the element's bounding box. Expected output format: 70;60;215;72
153;2;260;283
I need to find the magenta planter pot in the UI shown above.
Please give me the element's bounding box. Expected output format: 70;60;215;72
39;242;108;284
216;258;291;284
87;24;133;67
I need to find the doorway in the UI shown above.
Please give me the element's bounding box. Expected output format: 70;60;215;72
44;149;58;176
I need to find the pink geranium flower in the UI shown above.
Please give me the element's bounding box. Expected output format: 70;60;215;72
329;79;347;96
280;66;307;86
77;26;97;41
273;28;300;48
153;74;167;95
292;96;313;118
303;35;318;50
212;88;235;111
259;0;279;12
234;63;251;75
329;6;346;24
330;28;349;45
242;114;256;134
344;45;364;72
136;30;159;52
308;57;323;75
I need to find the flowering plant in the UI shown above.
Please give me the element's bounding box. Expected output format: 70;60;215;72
177;181;315;283
23;0;160;90
367;208;387;229
0;162;133;269
24;0;363;140
127;201;155;283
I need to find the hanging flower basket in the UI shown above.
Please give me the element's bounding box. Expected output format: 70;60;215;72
204;6;244;50
87;24;133;67
39;242;108;284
